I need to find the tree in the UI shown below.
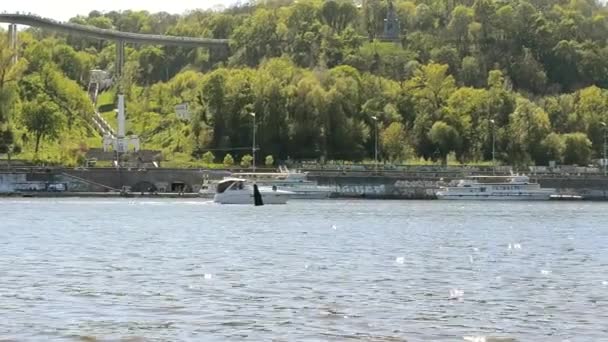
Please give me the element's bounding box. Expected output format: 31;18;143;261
22;96;64;154
223;153;234;167
240;154;253;168
407;63;456;113
508;98;551;165
8;0;608;167
430;46;460;76
510;48;548;93
0;36;25;161
563;133;592;165
138;46;166;84
265;155;274;167
322;0;357;32
230;9;282;66
460;56;484;87
202;151;215;165
381;122;407;162
201;70;228;149
51;44;95;85
447;6;474;54
0;129;21;168
428;121;461;166
541;133;565;165
0;88;18;161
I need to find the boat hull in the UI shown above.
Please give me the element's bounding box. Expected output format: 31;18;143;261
214;190;290;204
436;192;554;200
285;190;332;200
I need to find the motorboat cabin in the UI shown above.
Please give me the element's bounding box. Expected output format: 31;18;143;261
213;178;292;204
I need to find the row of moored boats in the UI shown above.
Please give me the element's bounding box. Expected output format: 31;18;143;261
200;167;333;204
202;168;559;204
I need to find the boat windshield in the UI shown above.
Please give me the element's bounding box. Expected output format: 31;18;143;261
216;180;242;194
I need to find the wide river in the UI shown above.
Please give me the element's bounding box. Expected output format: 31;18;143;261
1;199;607;341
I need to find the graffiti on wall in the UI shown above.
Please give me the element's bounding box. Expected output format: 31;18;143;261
335;184;386;195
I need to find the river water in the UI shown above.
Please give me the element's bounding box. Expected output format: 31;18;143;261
1;199;607;341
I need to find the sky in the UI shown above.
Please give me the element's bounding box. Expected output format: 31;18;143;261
2;0;239;21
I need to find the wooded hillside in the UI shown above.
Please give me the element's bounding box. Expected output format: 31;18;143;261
2;0;608;167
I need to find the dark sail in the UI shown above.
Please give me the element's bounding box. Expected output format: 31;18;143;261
253;184;264;206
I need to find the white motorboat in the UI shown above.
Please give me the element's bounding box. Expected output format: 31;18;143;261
436;175;556;200
213;178;292;204
230;166;333;199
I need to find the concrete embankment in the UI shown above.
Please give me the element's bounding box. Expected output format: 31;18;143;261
3;168;608;200
536;176;608;200
1;192;203;198
309;172;608;200
316;175;440;199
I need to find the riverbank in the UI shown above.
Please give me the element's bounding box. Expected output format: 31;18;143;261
2;167;608;200
0;191;589;201
0;191;203;199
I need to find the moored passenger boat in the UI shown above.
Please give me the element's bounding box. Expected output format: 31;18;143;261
436;175;556;200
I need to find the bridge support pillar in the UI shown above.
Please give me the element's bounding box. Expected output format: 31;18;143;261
7;24;18;64
115;40;125;80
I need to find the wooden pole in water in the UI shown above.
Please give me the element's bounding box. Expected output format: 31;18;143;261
253;184;263;206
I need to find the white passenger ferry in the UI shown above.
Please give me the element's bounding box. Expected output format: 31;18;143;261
436;175;556;200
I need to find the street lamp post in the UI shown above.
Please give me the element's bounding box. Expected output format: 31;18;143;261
490;119;496;175
601;122;607;177
372;116;378;173
250;113;256;172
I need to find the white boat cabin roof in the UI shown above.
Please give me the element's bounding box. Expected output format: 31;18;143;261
230;172;308;180
461;175;531;184
466;175;526;178
218;177;247;184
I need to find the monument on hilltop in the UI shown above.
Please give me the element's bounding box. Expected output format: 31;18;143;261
381;0;401;44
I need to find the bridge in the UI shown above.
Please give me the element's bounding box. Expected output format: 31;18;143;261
0;13;231;75
2;12;232;159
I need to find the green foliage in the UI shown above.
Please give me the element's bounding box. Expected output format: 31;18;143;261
202;151;215;164
0;129;15;155
508;98;551;165
460;56;484;87
22;95;64;153
6;0;608;167
223;153;234;167
240;154;253;168
428;121;461;166
563;133;593;165
381;122;408;162
32;0;608;92
265;155;274;166
541;133;565;164
0;36;25;158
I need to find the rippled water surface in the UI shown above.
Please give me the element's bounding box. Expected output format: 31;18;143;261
1;199;608;341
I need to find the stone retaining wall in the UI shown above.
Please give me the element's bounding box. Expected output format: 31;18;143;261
6;168;608;200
